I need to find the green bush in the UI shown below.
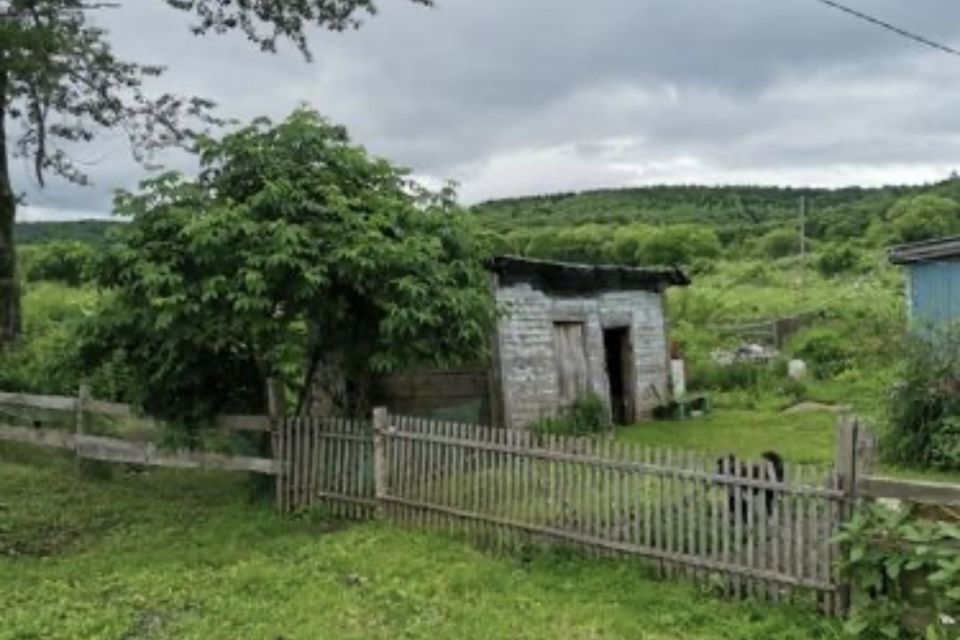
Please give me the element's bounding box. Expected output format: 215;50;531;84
730;261;774;285
885;327;960;471
836;504;960;640
638;225;721;266
19;241;96;286
758;228;799;259
929;417;960;470
688;360;773;393
789;328;853;379
888;194;960;244
533;392;610;436
778;377;808;404
815;244;860;278
0;283;97;395
610;224;653;264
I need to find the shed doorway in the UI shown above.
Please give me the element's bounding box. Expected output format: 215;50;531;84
603;327;634;425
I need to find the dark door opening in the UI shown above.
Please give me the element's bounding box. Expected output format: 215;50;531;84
603;327;634;425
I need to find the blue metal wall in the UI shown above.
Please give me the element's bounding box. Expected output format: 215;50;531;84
909;260;960;326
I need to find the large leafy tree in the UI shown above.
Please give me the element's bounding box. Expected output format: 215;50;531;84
78;109;494;431
888;194;960;244
0;0;432;343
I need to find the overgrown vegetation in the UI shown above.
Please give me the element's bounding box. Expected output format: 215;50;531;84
666;254;902;420
836;504;960;639
0;282;97;395
18;240;97;286
884;328;960;472
533;392;610;436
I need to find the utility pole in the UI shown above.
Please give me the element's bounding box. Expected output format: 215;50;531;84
799;195;807;294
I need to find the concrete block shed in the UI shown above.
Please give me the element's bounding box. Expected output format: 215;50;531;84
488;256;690;429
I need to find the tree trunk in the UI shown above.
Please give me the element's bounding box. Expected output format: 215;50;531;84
300;349;350;417
300;346;374;420
0;65;21;343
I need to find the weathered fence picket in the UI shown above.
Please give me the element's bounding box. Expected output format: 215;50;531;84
271;411;859;614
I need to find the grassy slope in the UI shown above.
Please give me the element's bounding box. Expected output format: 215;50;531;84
0;445;839;640
609;255;901;467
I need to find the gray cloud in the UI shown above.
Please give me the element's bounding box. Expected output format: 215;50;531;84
13;0;960;220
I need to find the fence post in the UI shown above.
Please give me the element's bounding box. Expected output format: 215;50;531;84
267;378;287;513
373;406;389;519
855;420;878;478
75;383;91;459
834;413;859;616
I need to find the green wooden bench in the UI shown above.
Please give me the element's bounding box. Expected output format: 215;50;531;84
653;393;712;420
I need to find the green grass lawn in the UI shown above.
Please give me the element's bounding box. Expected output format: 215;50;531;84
616;405;960;483
0;444;839;640
616;408;837;465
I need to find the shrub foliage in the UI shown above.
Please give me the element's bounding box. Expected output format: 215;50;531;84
533;393;611;436
885;327;960;471
836;504;960;640
75;109;495;433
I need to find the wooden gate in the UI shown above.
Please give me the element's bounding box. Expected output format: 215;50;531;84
274;416;375;517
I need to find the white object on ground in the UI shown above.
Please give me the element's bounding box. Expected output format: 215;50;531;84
788;359;808;380
670;359;686;397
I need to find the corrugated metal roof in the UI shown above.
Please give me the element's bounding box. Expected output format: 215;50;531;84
489;255;691;294
889;235;960;265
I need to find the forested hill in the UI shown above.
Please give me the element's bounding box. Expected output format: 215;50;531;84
13;177;960;256
472;179;960;243
15;220;122;245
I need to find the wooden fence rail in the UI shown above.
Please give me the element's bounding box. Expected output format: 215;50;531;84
0;424;281;474
0;383;280;476
858;476;960;507
0;388;271;432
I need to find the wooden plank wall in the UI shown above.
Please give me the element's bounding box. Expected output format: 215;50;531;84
372;368;490;425
278;413;848;613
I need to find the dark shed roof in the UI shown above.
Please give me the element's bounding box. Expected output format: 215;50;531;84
889;235;960;265
489;256;690;295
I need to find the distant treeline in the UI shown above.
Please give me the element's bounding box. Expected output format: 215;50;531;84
14;177;960;268
473;178;960;266
15;220;123;246
473;178;960;243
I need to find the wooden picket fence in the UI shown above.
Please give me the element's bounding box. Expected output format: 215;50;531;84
275;410;857;614
274;415;377;518
8;382;956;617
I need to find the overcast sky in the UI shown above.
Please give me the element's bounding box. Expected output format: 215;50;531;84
13;0;960;221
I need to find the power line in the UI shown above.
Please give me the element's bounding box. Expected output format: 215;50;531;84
811;0;960;58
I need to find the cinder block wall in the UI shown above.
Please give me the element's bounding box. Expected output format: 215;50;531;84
492;282;670;429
